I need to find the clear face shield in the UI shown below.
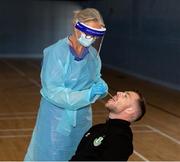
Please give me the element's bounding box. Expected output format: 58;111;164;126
75;21;106;54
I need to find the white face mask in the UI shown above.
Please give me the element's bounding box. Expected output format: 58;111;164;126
78;33;95;47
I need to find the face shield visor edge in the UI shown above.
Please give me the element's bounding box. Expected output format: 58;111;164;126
75;21;106;54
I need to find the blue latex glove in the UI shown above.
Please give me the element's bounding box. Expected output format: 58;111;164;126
90;82;108;99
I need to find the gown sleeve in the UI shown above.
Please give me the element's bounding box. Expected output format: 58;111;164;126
40;47;93;110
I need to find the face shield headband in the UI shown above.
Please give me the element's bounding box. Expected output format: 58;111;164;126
75;21;106;37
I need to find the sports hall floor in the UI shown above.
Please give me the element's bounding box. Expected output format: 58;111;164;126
0;59;179;161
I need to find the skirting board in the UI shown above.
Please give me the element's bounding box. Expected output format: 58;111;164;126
104;63;180;92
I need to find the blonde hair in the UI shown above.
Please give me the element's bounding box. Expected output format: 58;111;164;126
72;8;105;27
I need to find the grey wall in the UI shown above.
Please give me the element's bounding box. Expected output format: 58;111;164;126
1;0;180;90
0;0;81;57
83;0;180;90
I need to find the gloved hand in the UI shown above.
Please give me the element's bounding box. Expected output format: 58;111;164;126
90;82;108;99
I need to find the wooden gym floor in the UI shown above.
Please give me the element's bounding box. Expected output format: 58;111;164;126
0;59;179;161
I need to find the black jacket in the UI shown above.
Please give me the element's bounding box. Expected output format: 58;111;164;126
70;119;133;161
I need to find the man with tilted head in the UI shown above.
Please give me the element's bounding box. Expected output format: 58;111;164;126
70;90;146;161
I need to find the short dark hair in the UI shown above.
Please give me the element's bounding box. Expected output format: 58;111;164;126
134;90;146;121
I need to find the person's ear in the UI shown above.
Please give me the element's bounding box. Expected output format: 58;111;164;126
125;107;134;114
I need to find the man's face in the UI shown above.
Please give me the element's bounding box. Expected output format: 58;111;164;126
105;91;140;113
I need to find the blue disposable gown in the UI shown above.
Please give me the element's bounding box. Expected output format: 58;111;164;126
24;37;108;161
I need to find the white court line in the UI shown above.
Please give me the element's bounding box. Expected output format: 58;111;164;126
133;130;154;133
131;124;155;133
0;128;33;139
0;128;33;132
1;60;26;77
0;116;35;120
132;124;148;127
0;112;36;116
145;125;180;145
28;78;41;87
132;123;180;161
1;60;151;161
4;61;179;161
133;124;180;145
134;150;150;162
132;125;154;161
2;60;40;87
0;135;31;138
0;60;154;161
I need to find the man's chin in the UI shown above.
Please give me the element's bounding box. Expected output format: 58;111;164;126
105;102;114;110
105;102;109;107
105;99;114;106
105;101;112;108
